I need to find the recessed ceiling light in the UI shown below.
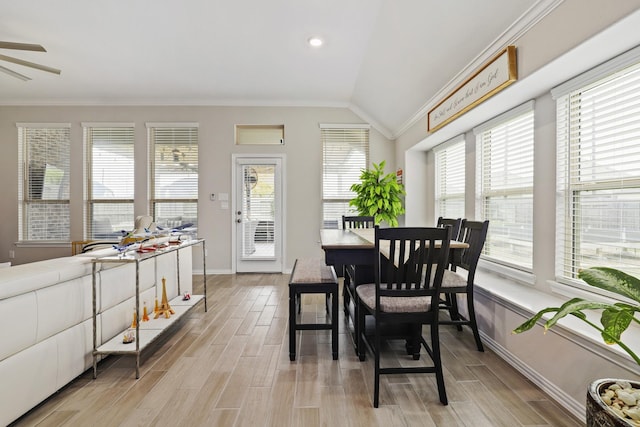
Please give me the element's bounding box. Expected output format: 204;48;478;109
308;37;323;47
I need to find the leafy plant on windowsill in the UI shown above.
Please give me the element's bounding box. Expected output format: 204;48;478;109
349;160;405;227
513;267;640;365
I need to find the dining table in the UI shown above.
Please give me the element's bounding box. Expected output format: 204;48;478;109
319;227;469;354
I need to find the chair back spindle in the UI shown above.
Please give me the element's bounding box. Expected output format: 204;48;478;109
342;215;375;230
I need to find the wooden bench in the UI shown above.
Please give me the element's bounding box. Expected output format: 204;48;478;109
288;258;339;361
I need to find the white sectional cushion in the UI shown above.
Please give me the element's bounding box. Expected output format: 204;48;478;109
56;319;94;386
178;246;193;294
156;250;177;288
97;254;162;312
51;256;94;282
156;251;178;298
99;263;137;311
0;292;38;361
0;262;60;300
36;275;93;342
0;338;58;427
139;259;155;291
100;295;134;342
138;287;157;316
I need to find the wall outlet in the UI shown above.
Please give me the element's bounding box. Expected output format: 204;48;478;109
9;250;15;259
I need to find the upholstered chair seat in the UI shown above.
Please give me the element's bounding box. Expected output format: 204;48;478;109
440;269;467;288
356;283;431;313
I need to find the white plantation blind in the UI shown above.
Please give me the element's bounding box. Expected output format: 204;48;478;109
555;58;640;282
84;124;135;239
321;124;370;228
148;124;199;229
17;124;71;241
475;102;534;269
434;136;465;219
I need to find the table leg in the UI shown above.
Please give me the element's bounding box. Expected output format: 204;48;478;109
332;284;338;360
289;285;296;361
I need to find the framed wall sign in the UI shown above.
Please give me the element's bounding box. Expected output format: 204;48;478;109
428;45;517;133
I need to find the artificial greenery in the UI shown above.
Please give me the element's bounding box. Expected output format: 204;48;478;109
513;267;640;365
349;160;405;227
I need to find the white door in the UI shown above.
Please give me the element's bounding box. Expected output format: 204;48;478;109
233;156;284;272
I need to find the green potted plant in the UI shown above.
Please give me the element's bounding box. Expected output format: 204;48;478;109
513;267;640;426
349;160;405;227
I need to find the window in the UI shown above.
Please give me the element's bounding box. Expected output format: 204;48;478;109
554;49;640;283
434;136;465;219
475;101;534;270
321;124;370;229
148;124;199;230
17;123;71;241
83;124;135;239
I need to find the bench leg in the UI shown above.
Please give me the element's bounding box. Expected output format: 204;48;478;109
332;286;338;360
289;285;296;361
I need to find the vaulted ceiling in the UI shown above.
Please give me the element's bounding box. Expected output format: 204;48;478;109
0;0;538;138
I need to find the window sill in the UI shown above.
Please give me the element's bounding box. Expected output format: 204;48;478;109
477;258;536;286
15;241;70;248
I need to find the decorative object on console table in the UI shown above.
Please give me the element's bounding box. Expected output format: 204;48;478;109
142;302;150;321
349;160;405;227
155;277;175;319
513;267;640;426
122;329;135;344
131;307;137;328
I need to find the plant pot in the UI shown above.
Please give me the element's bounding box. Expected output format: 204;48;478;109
587;379;639;427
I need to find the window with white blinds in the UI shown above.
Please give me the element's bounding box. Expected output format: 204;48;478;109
475;102;534;270
434;136;465;220
321;125;369;229
554;53;640;283
148;124;198;230
84;124;135;239
17;124;71;241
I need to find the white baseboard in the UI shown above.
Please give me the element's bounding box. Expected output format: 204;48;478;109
193;268;233;275
480;332;586;422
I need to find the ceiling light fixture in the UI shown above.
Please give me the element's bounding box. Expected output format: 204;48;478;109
308;37;323;47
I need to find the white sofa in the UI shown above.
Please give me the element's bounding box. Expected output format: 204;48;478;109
0;242;193;426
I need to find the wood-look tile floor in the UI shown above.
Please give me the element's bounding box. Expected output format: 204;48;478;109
11;274;585;427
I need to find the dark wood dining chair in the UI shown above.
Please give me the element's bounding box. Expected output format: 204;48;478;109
438;219;489;352
356;226;451;407
341;215;375;318
436;216;462;241
342;215;375;230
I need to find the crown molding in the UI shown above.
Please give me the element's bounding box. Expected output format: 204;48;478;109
0;97;350;109
347;102;394;140
392;0;564;139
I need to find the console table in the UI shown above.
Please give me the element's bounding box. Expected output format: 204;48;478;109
91;238;206;379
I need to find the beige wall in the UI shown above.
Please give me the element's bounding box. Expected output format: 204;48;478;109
0;105;394;270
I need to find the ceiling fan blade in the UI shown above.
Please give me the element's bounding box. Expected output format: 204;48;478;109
0;54;60;75
0;64;31;81
0;41;46;52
